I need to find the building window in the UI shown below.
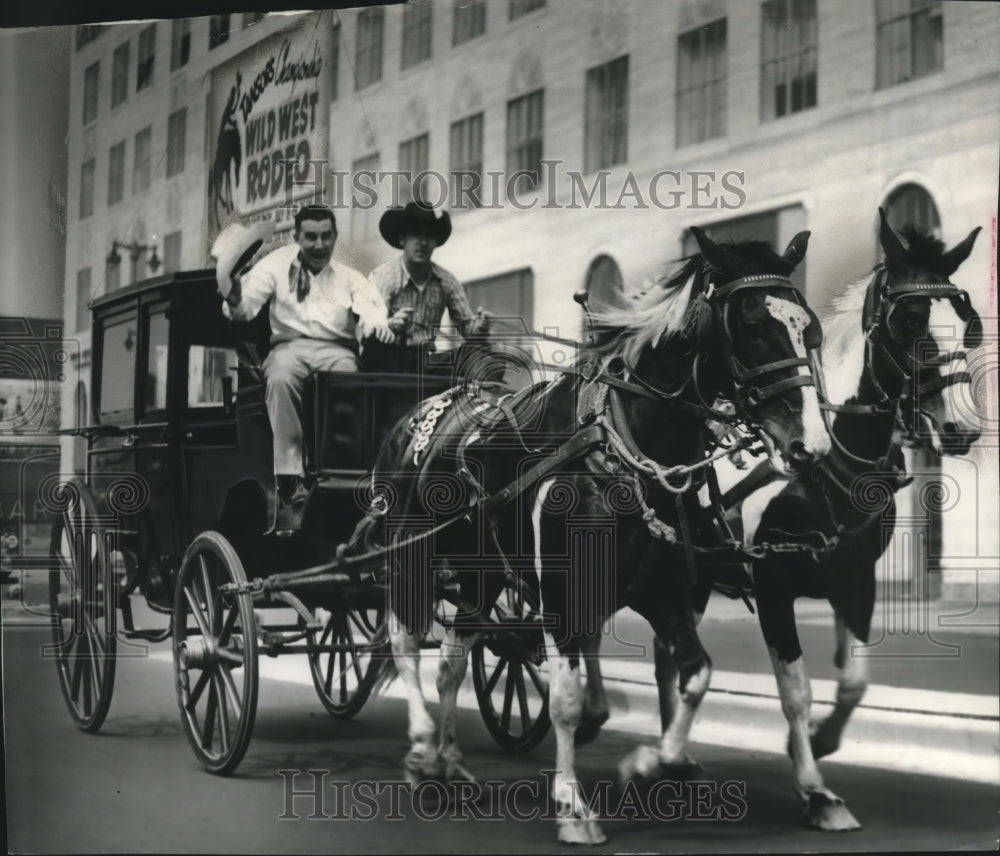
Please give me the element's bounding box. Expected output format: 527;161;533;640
163;231;183;273
111;42;129;107
108;141;126;205
350;152;381;244
510;0;545;21
171;19;191;70
79;159;95;220
507;89;544;194
401;1;433;69
75;25;107;50
209;15;231;50
356;8;384;89
82;62;99;125
876;0;943;89
584;55;628;173
136;24;156;91
76;269;91;332
466;269;534;332
883;183;940;237
454;0;487;45
243;12;266;28
676;19;728;146
585;255;624;312
133;127;152;193
450;112;484;209
167;109;187;177
106;255;121;291
760;0;817;120
331;21;340;100
399;133;430;204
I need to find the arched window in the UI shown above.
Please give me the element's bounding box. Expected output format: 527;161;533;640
585;255;624;312
883;183;941;238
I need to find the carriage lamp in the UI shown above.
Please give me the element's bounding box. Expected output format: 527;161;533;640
106;238;162;277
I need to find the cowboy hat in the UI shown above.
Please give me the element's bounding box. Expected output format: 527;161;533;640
378;202;452;249
212;220;276;298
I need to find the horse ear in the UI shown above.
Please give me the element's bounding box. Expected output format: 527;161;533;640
878;207;909;269
781;231;810;270
940;226;981;276
690;226;738;277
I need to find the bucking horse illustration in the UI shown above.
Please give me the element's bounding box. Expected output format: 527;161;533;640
210;72;243;224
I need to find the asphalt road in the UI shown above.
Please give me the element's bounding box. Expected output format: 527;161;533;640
4;622;998;855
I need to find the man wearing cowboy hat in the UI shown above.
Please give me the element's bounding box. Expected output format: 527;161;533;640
366;201;492;374
217;204;394;529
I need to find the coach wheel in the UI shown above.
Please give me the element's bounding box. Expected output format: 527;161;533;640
305;603;387;719
48;477;118;733
173;532;258;775
471;579;550;753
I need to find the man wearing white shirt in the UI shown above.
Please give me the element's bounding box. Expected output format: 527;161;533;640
223;205;393;525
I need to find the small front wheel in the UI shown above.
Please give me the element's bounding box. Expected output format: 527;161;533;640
173;532;258;775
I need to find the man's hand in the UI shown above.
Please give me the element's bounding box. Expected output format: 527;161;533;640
368;320;395;345
225;272;243;307
469;307;494;336
388;307;414;334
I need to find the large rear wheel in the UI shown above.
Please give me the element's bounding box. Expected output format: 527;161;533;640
173;532;258;775
306;602;386;719
48;478;117;733
471;577;550;753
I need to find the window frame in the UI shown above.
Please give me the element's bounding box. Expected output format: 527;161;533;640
136;23;156;92
506;88;545;194
875;0;944;89
108;141;126;206
166;109;187;178
760;0;818;121
111;41;130;107
79;158;95;220
82;61;99;125
355;8;385;90
449;112;485;210
676;18;728;147
453;0;487;46
401;1;433;69
584;55;629;173
171;19;191;71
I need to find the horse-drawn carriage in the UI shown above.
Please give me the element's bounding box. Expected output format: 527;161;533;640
50;211;985;842
49;268;550;773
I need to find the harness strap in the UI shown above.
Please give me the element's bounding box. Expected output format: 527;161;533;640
918;371;973;396
738;357;811;382
746;373;815;403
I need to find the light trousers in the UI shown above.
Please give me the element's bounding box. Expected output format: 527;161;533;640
263;338;358;476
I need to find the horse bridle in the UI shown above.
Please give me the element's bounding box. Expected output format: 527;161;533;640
861;266;981;437
704;273;822;415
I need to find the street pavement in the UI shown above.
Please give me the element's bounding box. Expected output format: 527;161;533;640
3;570;998;853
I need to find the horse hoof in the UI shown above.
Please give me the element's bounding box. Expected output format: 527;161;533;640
556;816;607;845
575;710;610;746
805;792;861;831
618;745;661;784
404;748;446;784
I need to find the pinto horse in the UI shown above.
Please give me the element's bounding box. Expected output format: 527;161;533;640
359;227;830;844
653;209;984;831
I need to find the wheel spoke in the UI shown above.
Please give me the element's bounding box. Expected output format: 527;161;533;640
184;587;213;638
218;665;243;715
484;654;509;695
339;645;348;702
201;679;218;750
500;662;516;732
514;662;531;729
217;603;240;647
324;648;335;696
70;634;86;702
214;673;231;753
523;659;546;696
187;668;211;710
198;556;214;634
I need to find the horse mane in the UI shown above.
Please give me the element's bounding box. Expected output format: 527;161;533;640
583;255;710;369
818;275;869;405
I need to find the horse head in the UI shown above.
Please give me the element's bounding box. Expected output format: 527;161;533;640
873;208;982;455
688;227;830;472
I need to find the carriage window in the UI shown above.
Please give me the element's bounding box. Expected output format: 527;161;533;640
188;345;238;408
99;317;138;419
144;311;170;412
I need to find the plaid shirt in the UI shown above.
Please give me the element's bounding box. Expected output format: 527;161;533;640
367;258;477;346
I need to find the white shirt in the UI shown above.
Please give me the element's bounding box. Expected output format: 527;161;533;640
223;243;388;343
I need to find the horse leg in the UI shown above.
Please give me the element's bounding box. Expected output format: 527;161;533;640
620;544;709;781
758;593;861;831
535;478;606;845
546;633;607;845
434;624;478;783
576;630;609;745
388;618;444;785
809;614;869;759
